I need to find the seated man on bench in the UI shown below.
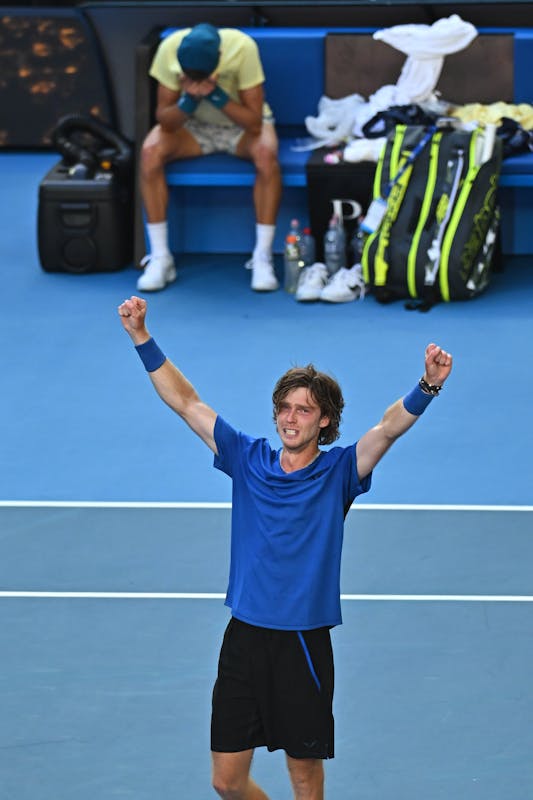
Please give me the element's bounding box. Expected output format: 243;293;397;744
137;23;282;292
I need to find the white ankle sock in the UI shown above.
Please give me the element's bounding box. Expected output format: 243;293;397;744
147;222;171;258
253;223;275;260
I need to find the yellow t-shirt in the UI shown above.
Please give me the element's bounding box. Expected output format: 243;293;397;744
149;27;269;126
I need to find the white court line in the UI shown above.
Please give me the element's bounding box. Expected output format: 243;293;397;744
1;501;532;511
1;591;532;602
0;500;233;509
2;505;530;603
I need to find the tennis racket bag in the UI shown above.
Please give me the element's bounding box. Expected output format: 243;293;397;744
361;124;502;310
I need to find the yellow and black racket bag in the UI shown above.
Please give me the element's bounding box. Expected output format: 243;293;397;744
361;124;502;310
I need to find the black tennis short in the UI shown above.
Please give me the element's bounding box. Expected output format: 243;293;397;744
211;617;334;759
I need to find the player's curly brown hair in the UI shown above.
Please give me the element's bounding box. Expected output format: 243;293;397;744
272;364;344;445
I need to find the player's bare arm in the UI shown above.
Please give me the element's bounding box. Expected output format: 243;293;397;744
118;296;218;452
356;343;453;480
155;84;186;132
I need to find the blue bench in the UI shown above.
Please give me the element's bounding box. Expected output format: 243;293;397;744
136;26;533;260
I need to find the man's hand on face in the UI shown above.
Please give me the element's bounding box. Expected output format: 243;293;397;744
181;74;217;98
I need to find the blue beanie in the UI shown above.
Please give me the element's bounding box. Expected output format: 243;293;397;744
177;24;221;75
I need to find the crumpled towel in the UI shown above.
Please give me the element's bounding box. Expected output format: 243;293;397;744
343;137;387;163
304;93;366;147
373;15;478;103
303;15;478;146
452;102;533;130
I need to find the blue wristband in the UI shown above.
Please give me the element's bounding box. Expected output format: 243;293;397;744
135;337;166;372
177;93;199;115
206;85;229;109
402;383;434;416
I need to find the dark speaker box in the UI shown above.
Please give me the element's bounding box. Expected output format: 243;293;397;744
306;149;376;262
38;160;132;273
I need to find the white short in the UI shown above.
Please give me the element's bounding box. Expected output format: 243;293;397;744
184;112;276;156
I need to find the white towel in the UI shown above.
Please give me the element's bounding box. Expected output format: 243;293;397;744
373;14;478;103
304;93;366;147
303;15;479;145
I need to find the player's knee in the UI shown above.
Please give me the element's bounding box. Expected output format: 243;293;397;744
140;138;166;178
287;758;324;799
211;773;247;800
252;141;280;178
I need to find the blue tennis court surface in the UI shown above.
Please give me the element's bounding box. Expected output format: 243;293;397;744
1;152;533;798
1;504;532;799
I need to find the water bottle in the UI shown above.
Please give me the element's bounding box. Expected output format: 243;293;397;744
283;234;301;293
349;218;366;266
300;227;316;267
286;218;301;245
323;214;346;275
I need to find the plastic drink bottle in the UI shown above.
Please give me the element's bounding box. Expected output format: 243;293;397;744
286;218;301;247
324;214;345;275
300;227;316;266
283;234;301;293
350;218;366;265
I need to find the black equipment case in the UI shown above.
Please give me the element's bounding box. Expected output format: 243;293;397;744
38;160;133;273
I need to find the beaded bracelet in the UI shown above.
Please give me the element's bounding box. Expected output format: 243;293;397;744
135;338;166;372
419;377;443;396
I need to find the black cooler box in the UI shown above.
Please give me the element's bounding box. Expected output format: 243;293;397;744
306;148;376;262
38;160;132;273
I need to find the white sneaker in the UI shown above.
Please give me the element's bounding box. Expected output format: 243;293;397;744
245;255;279;292
295;262;329;301
320;264;366;303
137;253;177;292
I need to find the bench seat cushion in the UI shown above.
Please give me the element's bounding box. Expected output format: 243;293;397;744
165;136;310;187
500;152;533;174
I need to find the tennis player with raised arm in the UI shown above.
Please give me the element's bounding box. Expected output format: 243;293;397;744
118;294;453;800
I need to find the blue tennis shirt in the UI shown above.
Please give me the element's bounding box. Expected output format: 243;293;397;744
213;415;372;630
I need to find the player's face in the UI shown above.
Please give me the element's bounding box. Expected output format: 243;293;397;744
275;387;329;452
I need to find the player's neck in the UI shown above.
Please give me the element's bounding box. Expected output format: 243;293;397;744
280;446;321;474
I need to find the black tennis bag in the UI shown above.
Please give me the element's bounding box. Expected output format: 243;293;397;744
361;124;502;310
